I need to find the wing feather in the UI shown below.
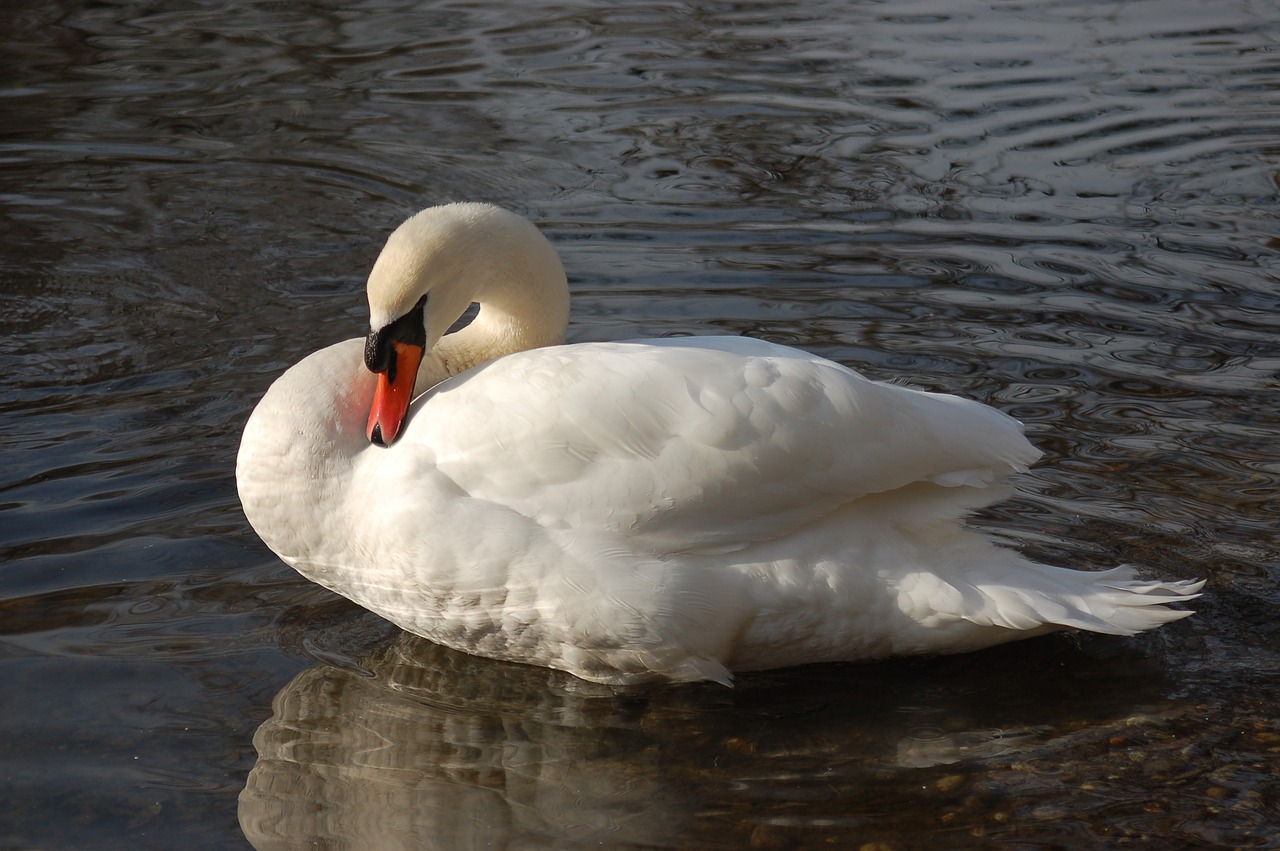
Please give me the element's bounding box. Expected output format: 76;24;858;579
399;337;1039;552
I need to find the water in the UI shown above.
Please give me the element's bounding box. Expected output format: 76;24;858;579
2;0;1277;847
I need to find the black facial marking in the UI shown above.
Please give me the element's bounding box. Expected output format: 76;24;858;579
364;294;428;379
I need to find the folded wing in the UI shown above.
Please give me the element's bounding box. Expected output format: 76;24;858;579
399;337;1041;553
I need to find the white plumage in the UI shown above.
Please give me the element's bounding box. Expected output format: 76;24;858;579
236;202;1201;685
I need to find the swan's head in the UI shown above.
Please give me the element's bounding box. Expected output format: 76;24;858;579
362;202;568;446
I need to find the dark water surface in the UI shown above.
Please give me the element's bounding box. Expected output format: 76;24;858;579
3;0;1278;847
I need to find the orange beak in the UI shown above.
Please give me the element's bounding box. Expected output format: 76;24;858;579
366;341;425;446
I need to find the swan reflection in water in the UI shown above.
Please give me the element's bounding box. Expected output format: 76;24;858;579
240;634;685;849
239;631;1186;850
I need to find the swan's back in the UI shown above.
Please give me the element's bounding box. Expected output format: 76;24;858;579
394;336;1039;554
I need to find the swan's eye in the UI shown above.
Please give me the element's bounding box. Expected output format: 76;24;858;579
364;294;428;376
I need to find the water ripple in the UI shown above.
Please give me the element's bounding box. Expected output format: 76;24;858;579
2;0;1279;847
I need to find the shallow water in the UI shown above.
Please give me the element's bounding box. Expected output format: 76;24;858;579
2;0;1278;847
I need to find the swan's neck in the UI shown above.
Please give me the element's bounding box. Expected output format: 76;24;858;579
414;254;569;392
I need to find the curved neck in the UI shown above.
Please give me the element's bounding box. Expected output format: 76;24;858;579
413;261;570;392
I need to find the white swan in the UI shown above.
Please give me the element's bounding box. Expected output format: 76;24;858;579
236;202;1202;685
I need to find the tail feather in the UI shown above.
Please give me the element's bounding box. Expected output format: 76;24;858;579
964;563;1203;637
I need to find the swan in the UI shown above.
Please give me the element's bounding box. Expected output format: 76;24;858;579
236;202;1202;686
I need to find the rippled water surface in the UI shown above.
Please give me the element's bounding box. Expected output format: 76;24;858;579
2;0;1278;847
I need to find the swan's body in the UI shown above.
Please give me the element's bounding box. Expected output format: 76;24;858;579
237;203;1201;685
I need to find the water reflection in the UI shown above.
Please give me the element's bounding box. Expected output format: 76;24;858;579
240;633;1193;849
